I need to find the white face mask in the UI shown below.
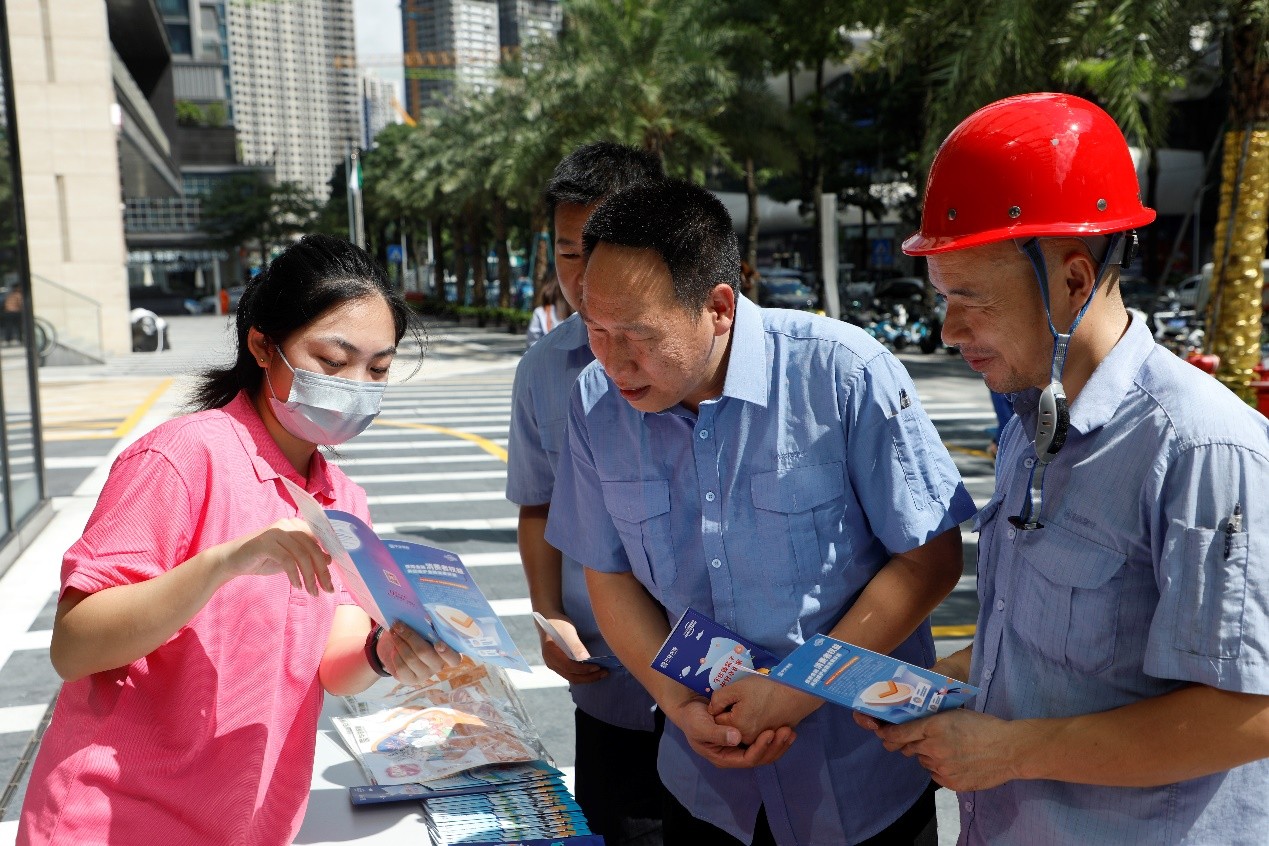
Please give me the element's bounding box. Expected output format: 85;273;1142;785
265;348;385;445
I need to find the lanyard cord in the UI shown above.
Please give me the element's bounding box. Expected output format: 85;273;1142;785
1010;233;1125;529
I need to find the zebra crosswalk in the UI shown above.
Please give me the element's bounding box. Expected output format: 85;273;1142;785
0;320;999;834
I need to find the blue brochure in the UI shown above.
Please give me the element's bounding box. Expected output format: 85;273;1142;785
281;478;531;673
770;634;978;724
652;607;977;723
651;608;778;696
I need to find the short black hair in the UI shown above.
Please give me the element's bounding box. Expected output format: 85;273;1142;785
582;179;740;312
544;142;665;214
191;233;422;411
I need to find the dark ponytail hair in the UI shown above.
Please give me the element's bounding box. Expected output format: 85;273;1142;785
191;234;423;411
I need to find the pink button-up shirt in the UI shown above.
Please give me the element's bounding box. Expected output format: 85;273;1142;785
19;393;371;846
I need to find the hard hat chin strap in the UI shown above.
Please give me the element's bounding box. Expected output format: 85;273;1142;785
1009;232;1126;530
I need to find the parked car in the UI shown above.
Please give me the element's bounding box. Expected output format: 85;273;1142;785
197;285;246;314
874;276;926;302
758;277;819;311
129;287;198;316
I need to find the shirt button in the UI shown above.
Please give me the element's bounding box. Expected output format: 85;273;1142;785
705;491;716;502
1008;527;1017;540
1024;457;1035;468
983;670;993;682
699;430;709;439
964;800;974;812
710;558;722;569
995;599;1005;611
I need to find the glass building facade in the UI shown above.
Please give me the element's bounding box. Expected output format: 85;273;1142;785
0;5;50;568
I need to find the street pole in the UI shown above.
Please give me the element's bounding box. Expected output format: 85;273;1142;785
346;148;356;245
351;149;365;249
400;218;408;290
820;192;841;320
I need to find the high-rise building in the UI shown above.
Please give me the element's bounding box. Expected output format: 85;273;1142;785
401;0;501;117
227;0;360;198
497;0;561;52
362;71;401;148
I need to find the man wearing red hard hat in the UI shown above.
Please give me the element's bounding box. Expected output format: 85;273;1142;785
859;92;1269;844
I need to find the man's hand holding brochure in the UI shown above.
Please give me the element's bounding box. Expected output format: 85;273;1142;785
653;608;978;725
281;477;530;673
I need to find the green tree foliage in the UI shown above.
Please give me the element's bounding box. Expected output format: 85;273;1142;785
200;174;319;264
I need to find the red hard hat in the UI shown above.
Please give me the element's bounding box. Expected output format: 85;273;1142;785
903;93;1156;256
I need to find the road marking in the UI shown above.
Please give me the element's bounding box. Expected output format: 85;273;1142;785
932;625;977;638
11;629;51;650
40;378;173;442
336;439;509;453
366;490;508;505
372;420;508;462
112;379;173;437
346;470;507;484
460;552;522;567
374;517;519;533
488;598;531;616
946;443;994;459
504;665;568;690
0;703;47;735
334;453;502;467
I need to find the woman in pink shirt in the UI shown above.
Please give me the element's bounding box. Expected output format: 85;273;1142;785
18;234;458;845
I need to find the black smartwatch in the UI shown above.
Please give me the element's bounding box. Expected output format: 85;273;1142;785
364;625;391;677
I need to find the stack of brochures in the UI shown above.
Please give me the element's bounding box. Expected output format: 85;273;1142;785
348;760;559;805
419;766;598;845
333;665;550;786
653;608;979;724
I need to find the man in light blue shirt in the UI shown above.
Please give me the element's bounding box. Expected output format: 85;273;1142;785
506;142;667;844
546;178;975;844
863;93;1269;845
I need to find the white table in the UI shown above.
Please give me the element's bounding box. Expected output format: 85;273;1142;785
295;695;433;845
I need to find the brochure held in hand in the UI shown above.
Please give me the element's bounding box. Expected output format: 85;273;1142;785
531;612;623;670
652;607;977;723
281;477;530;673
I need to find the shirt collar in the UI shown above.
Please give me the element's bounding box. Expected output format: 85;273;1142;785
224;392;337;501
553;312;590;351
1012;312;1155;437
718;296;769;408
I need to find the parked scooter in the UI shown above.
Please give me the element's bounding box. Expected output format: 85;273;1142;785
1150;294;1204;357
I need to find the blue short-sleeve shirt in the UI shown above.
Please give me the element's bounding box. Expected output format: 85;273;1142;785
505;313;656;731
547;297;976;844
963;314;1269;845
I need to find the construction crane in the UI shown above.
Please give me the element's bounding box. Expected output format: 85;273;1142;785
334;52;421;126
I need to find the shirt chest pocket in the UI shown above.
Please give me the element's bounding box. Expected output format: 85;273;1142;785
751;462;848;589
1011;522;1126;674
601;479;677;597
539;418;566;456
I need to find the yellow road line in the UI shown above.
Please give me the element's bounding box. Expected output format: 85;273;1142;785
373;419;508;462
931;625;976;638
111;378;173;438
944;443;994;459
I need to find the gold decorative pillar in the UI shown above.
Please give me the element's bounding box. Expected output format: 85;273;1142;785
1207;126;1269;403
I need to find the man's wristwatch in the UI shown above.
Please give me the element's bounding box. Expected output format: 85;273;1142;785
364;625;391;677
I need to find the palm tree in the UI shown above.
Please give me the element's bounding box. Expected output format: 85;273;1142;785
557;0;738;167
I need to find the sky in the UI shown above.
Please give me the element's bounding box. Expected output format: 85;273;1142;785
354;0;405;99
